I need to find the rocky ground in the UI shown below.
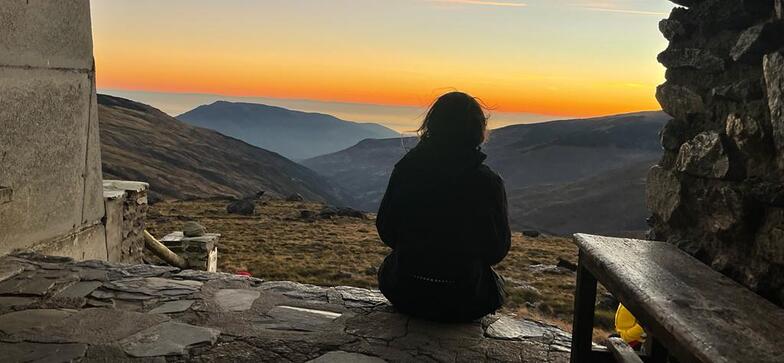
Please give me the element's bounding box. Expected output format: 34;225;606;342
0;251;585;362
146;198;617;334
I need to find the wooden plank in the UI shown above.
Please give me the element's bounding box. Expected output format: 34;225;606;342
573;234;784;363
569;251;598;363
607;337;644;363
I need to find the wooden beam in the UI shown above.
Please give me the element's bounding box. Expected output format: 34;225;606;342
607;337;644;363
570;250;598;363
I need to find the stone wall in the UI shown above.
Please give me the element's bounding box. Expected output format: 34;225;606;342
0;0;107;259
104;180;149;264
648;0;784;305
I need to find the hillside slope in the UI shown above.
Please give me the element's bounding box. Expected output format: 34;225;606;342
98;94;346;203
303;111;667;236
177;101;400;160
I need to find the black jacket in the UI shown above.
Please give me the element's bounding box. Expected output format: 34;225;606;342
376;140;511;322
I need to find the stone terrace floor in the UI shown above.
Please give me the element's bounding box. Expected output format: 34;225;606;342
0;252;574;362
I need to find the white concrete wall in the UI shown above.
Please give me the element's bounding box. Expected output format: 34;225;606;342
0;0;107;259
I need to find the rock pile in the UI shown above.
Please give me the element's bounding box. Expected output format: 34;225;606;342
649;0;784;306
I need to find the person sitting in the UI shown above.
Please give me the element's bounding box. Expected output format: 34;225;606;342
376;91;511;323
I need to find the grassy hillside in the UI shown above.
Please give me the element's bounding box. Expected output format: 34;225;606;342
98;94;347;203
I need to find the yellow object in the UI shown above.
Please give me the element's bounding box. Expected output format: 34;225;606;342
615;304;646;344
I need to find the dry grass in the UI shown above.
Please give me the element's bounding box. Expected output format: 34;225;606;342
146;198;617;335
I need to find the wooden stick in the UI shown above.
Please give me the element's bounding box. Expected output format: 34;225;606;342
143;230;188;269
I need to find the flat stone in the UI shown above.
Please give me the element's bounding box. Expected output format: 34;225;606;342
307;351;385;363
214;289;260;312
266;305;342;331
99;277;202;299
84;344;167;363
261;281;328;301
120;321;220;357
485;316;555;341
75;268;108;282
345;311;408;341
0;342;87;363
149;300;195;314
173;269;262;283
0;296;36;308
72;260;115;270
0;277;56;296
36;308;170;344
0;263;24;283
56;281;103;298
0;309;73;335
108;265;180;280
332;286;388;307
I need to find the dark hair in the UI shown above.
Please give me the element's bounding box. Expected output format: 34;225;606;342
418;92;488;149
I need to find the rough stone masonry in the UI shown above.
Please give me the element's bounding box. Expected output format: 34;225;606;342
0;252;579;362
649;0;784;306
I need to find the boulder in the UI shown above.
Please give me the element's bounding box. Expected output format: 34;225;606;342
732;23;784;63
660;118;688;151
656;84;705;120
657;48;724;73
755;208;784;264
319;206;367;219
646;165;683;223
286;193;304;202
676;132;731;179
226;199;255;215
182;221;206;238
299;210;318;220
712;79;764;102
764;50;784;151
555;257;577;272
659;19;688;41
521;230;541;238
725;113;768;156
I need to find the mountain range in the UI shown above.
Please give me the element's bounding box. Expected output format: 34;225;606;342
304;111;668;236
98;94;345;203
177;101;400;160
98;93;666;236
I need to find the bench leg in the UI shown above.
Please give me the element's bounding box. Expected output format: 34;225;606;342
649;337;669;363
570;251;598;363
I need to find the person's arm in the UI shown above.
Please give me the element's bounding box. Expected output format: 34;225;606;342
376;169;399;249
486;176;511;265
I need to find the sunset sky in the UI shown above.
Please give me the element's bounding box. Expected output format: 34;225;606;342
90;0;674;129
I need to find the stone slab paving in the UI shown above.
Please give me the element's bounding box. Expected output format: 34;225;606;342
0;252;574;362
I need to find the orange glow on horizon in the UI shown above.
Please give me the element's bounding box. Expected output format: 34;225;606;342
91;0;670;119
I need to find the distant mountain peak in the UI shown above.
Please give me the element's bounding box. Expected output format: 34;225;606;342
177;101;400;160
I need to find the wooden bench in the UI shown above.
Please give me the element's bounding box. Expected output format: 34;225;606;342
569;234;784;363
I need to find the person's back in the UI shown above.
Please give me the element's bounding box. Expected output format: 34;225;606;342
376;92;511;323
